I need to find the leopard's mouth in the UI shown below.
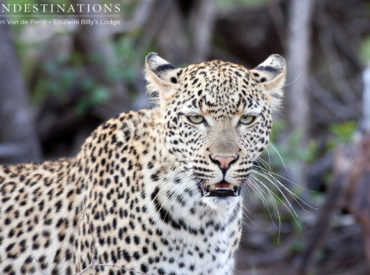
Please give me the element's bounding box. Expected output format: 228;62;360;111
200;181;241;197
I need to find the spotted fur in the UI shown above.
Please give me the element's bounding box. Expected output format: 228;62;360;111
0;53;286;275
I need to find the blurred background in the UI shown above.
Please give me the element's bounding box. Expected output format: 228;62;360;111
0;0;369;274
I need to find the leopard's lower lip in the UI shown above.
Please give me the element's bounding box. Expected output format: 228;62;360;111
200;181;241;197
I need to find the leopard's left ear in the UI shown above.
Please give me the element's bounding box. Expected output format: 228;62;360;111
250;54;286;109
145;52;182;104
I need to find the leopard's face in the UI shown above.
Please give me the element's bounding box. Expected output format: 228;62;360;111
145;53;286;207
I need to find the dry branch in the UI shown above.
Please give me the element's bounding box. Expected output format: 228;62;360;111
294;145;351;275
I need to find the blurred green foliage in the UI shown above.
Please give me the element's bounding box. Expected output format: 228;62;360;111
28;34;148;116
113;36;139;83
326;121;356;151
30;52;112;117
289;239;304;252
11;3;149;116
31;54;76;105
76;81;110;117
317;121;357;189
268;120;318;164
268;120;357;168
360;35;370;64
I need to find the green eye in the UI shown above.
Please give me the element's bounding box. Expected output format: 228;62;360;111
187;114;205;124
239;114;256;126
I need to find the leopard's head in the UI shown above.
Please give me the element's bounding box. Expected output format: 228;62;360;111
145;53;286;208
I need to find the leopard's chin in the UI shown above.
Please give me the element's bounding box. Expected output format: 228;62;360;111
199;181;241;197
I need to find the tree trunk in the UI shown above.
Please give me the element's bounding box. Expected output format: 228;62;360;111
151;0;216;64
189;0;216;63
154;0;189;64
285;0;315;186
73;0;130;119
0;9;42;164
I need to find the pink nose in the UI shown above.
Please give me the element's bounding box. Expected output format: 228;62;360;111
210;155;238;171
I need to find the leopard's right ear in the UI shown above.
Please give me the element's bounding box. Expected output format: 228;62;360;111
145;53;182;104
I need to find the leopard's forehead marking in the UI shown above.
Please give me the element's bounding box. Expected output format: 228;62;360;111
172;60;265;121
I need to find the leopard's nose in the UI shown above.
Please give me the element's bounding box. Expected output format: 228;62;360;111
210;155;239;174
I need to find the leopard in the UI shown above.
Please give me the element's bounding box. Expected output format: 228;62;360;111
0;52;286;275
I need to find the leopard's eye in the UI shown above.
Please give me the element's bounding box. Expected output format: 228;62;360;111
239;114;256;126
187;114;205;124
